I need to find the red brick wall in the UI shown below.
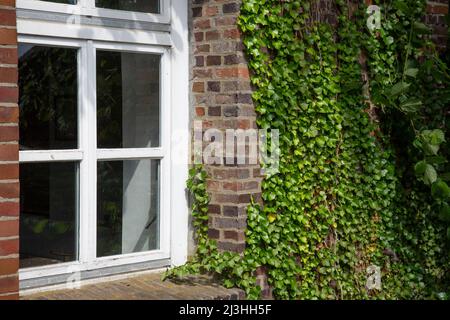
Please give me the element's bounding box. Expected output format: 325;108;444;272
190;0;262;254
0;0;19;300
426;1;449;49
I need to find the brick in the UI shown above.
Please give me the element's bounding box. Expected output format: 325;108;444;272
195;56;204;67
0;107;18;123
215;67;249;79
192;81;205;93
0;239;18;256
0;48;17;65
194;19;211;30
194;31;204;42
0;9;16;26
0;293;19;300
192;7;202;17
0;28;17;45
0;275;18;295
0;126;18;141
223;3;240;14
0;164;18;179
0;258;18;276
0;202;18;217
205;30;220;41
204;6;219;17
208;204;221;214
0;219;18;237
206;55;221;66
195;44;210;53
224;230;246;242
0;144;18;161
207;81;221;92
427;4;448;14
195;106;205;117
215;217;246;230
215;16;237;27
0;87;18;103
0;0;15;6
223;28;241;39
0;67;17;83
208;106;221;117
223;106;239;117
208;228;220;239
222;206;238;217
0;182;18;199
217;241;245;253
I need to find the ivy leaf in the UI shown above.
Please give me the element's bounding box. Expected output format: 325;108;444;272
399;98;422;113
413;22;431;34
438;203;450;222
416;161;437;185
424;165;438;185
268;213;277;223
387;81;411;97
404;68;419;78
432;181;450;200
422;129;446;146
414;161;427;175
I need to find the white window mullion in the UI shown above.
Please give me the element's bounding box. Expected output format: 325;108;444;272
19;150;83;163
78;40;98;263
97;148;164;161
82;0;95;9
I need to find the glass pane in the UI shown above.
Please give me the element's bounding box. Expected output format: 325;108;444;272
97;51;160;149
95;0;160;14
19;44;78;150
19;162;79;268
97;160;160;257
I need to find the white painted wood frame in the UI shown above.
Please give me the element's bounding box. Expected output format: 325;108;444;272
16;0;189;283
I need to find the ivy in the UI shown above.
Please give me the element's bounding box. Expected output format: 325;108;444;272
165;0;449;299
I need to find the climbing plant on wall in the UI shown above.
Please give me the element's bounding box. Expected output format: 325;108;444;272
165;0;449;299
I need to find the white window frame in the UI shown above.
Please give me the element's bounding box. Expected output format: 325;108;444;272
17;0;189;285
17;0;171;24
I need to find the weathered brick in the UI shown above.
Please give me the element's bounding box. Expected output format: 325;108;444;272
0;219;18;237
0;126;18;141
0;28;17;45
0;9;16;26
0;201;18;216
0;144;18;160
0;238;18;256
0;87;18;103
0;182;19;199
0;164;18;180
0;258;18;276
0;107;18;123
0;275;18;295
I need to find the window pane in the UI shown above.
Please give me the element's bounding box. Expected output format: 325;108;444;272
97;51;160;148
95;0;160;14
97;160;160;257
20;162;79;268
19;44;78;150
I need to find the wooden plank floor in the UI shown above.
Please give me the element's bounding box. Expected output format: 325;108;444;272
21;272;244;300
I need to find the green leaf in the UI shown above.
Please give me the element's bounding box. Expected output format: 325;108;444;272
388;82;411;97
400;98;422;113
422;129;446;146
424;164;438;185
414;161;427;175
432;180;450;200
438;203;450;222
404;68;419;78
413;22;431;34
